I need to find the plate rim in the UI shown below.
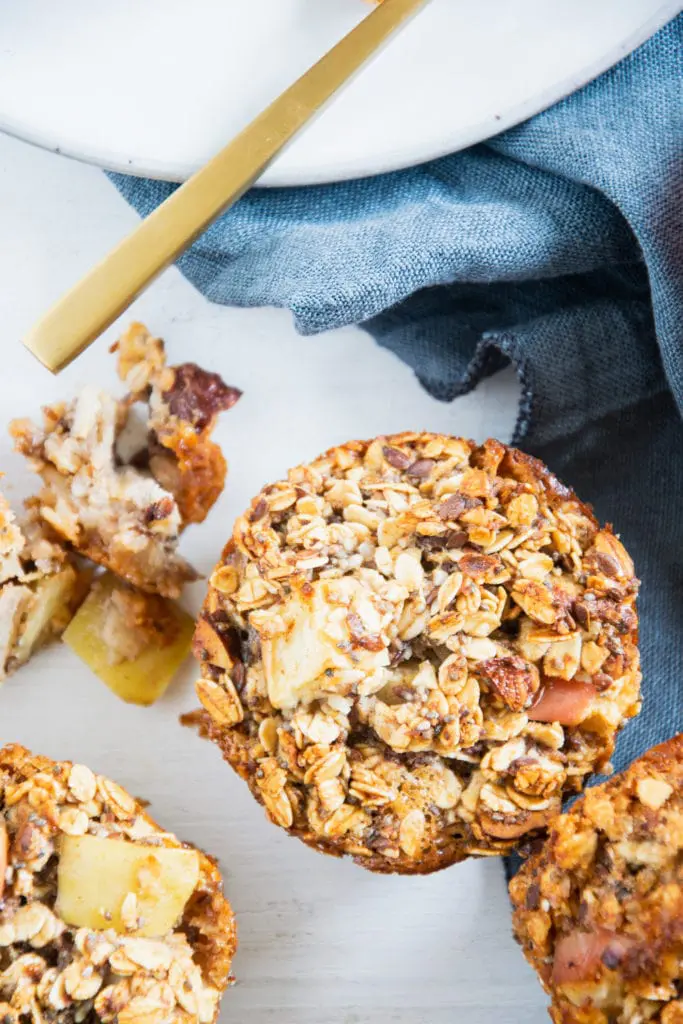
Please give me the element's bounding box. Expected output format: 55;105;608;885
0;1;679;188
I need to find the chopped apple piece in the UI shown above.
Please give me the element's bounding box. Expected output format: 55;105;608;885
62;573;194;705
56;833;200;937
254;576;390;711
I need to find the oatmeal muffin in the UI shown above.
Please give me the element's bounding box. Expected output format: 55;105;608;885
0;488;85;682
510;735;683;1024
0;744;236;1023
192;433;640;873
12;323;241;598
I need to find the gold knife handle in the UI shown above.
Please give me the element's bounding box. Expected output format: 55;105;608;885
24;0;429;373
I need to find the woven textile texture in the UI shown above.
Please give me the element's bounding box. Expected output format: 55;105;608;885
111;17;683;826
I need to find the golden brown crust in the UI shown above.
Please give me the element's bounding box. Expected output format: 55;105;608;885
0;744;236;1023
192;432;640;874
510;735;683;1024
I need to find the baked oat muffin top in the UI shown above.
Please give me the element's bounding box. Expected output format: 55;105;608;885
510;734;683;1024
194;433;640;873
0;745;236;1024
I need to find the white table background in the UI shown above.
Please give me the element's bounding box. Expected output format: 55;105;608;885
0;133;547;1023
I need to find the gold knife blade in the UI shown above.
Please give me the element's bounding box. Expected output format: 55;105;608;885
23;0;430;373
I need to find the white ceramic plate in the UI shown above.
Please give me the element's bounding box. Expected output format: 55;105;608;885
0;0;678;187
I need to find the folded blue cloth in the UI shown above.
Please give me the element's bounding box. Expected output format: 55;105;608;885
112;17;683;791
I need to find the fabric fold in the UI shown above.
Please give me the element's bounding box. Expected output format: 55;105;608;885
110;15;683;784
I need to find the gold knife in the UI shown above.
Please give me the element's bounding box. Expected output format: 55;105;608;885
23;0;429;373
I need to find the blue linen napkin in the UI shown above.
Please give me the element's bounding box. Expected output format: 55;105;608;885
111;16;683;790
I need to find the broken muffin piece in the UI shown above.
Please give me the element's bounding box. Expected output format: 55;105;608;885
11;323;240;598
0;744;236;1023
11;384;194;599
63;573;195;705
0;488;86;682
115;323;241;527
192;433;640;874
510;734;683;1024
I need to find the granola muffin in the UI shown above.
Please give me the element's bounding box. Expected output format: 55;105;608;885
510;735;683;1024
11;323;241;599
193;433;640;873
0;487;86;682
0;744;236;1023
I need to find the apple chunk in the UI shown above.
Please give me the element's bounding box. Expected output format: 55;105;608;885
13;565;85;667
62;573;194;705
56;834;200;937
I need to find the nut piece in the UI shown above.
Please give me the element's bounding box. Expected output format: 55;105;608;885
193;615;240;672
510;735;683;1024
56;835;200;937
477;656;539;712
0;743;236;1024
193;432;640;874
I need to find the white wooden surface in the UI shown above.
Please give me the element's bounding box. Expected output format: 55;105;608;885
0;134;547;1023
